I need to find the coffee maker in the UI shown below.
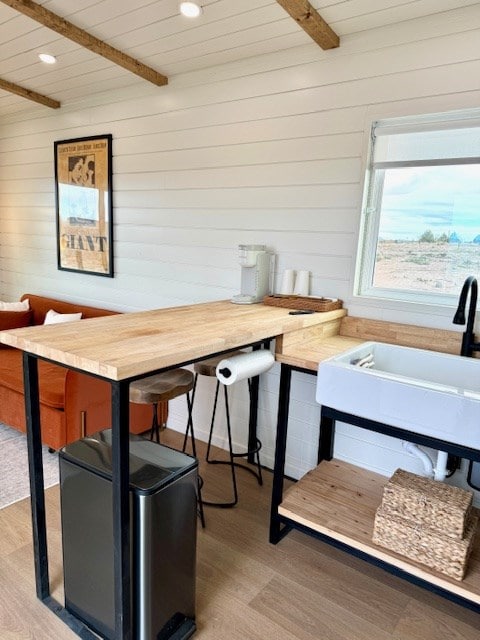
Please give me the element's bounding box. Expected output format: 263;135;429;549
231;244;273;304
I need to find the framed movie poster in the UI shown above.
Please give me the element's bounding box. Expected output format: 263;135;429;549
54;134;113;277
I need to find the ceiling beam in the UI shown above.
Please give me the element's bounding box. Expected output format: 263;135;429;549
0;77;60;108
276;0;339;50
0;0;168;86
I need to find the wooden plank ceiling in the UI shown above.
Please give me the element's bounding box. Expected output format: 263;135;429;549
0;0;338;110
0;0;477;117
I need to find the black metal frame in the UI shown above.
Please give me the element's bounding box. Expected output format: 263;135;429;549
23;353;101;639
22;340;269;639
269;362;480;614
54;134;114;278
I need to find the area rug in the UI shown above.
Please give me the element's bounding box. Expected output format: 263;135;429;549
0;422;59;510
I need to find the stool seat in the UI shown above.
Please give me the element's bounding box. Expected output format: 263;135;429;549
130;369;194;404
193;351;245;377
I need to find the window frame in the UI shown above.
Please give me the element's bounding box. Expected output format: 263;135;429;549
355;111;480;307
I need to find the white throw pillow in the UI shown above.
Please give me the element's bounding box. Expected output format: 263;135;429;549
44;309;82;325
0;299;29;311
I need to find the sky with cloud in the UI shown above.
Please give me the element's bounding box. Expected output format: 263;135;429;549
378;165;480;242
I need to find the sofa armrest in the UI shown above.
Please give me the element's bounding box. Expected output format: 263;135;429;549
64;370;168;444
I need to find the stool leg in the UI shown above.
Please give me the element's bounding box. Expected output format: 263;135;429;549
223;384;239;506
206;380;263;485
183;373;198;454
203;384;239;508
247;379;263;486
205;380;221;463
183;387;205;527
183;388;198;458
150;402;160;443
196;475;206;529
202;375;263;509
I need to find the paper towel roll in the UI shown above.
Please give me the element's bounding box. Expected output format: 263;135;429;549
293;270;310;296
216;350;274;385
279;269;295;295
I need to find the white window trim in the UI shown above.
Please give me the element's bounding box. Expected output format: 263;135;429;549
355;109;480;309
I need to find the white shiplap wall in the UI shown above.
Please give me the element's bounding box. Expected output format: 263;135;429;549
1;5;480;486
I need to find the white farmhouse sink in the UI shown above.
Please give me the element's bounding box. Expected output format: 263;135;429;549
316;341;480;450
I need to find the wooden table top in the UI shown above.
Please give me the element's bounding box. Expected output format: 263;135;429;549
276;334;364;371
0;300;346;381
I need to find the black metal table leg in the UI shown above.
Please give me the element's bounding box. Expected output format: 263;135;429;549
23;353;49;600
111;380;132;640
318;410;335;464
269;363;292;544
22;353;104;638
247;352;260;466
247;340;271;466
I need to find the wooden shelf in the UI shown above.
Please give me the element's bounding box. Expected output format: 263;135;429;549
279;459;480;605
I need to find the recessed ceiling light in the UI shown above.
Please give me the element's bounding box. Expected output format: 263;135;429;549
38;53;57;64
179;2;202;18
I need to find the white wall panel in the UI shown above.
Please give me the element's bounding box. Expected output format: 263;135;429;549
1;9;479;487
113;135;363;172
0;177;52;192
114;208;357;233
115;185;361;209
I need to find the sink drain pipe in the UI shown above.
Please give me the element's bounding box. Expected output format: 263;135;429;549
434;451;449;481
402;441;434;478
402;441;449;481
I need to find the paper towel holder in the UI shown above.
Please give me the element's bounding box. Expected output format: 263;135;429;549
215;350;274;386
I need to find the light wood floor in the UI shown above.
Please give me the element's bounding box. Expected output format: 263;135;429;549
1;430;480;639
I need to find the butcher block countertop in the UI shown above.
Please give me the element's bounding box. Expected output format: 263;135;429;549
0;299;464;380
275;314;464;371
0;300;346;381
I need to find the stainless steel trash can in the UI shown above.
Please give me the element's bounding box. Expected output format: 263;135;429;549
59;429;197;640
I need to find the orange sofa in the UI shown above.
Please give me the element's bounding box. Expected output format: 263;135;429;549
0;294;167;450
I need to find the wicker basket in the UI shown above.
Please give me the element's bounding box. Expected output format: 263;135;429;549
381;469;473;539
263;295;343;312
373;507;478;581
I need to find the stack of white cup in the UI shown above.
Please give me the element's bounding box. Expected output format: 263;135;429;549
279;269;310;296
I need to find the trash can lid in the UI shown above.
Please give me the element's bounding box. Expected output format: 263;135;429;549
60;429;198;493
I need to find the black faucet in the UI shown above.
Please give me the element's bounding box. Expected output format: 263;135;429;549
453;276;479;357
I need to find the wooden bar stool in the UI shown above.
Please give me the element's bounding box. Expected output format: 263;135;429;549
192;351;263;508
129;368;205;527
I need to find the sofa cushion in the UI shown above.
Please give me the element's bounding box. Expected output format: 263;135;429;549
0;309;33;331
21;293;117;326
44;309;82;324
0;299;29;311
0;348;66;409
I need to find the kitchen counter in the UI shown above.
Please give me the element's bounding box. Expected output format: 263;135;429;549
3;299;469;636
2;299;462;378
274;314;464;371
0;299;347;640
0;300;347;380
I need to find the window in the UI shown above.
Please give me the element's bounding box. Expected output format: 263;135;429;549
356;111;480;305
